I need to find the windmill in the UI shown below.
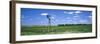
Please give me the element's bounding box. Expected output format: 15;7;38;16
46;15;51;27
46;14;52;32
41;13;52;32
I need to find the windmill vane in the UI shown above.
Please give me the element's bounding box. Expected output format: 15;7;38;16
47;15;51;19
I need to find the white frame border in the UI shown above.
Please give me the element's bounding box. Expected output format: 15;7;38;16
15;3;96;41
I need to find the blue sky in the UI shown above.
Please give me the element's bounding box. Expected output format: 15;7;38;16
21;8;92;26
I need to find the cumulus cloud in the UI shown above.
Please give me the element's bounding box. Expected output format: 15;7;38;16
64;11;82;15
41;13;48;16
64;11;74;14
64;11;68;13
88;16;92;18
50;17;55;19
68;12;74;14
75;11;82;14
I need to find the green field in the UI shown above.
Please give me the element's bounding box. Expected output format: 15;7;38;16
21;24;92;35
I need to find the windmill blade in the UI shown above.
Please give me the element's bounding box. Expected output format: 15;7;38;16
47;15;51;18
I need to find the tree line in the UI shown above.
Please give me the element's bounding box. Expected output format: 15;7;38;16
58;24;92;26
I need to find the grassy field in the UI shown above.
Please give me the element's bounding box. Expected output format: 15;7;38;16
21;24;92;35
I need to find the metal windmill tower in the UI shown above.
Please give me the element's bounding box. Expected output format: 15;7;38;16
46;15;52;32
46;15;51;26
41;13;52;32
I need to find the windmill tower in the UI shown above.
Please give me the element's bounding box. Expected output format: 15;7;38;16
41;13;52;32
46;15;51;26
46;15;52;32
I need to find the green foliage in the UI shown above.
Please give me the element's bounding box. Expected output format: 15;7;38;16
21;24;92;35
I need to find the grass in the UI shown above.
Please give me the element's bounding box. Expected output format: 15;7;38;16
21;24;92;35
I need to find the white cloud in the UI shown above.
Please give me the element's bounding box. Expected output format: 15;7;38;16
50;17;55;19
64;11;82;15
88;16;92;18
68;12;74;14
64;11;74;14
41;13;48;16
64;11;68;13
75;11;82;14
